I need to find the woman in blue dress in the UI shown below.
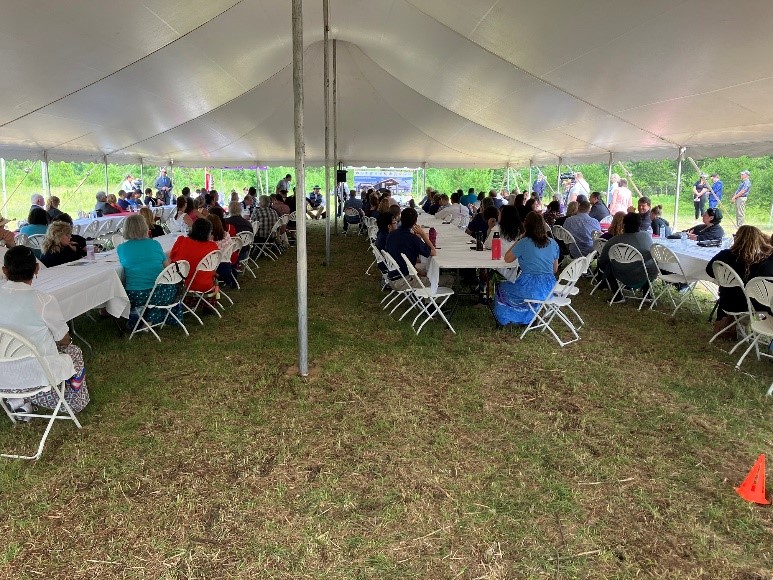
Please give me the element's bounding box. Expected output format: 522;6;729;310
494;212;559;326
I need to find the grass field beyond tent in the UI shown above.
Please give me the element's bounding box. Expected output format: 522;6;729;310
0;223;771;578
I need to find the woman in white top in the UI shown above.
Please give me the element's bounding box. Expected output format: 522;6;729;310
0;246;90;414
485;205;524;282
609;178;633;214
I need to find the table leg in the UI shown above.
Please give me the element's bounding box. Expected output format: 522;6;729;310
69;319;93;357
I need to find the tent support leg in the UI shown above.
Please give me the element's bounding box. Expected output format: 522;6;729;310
674;147;685;231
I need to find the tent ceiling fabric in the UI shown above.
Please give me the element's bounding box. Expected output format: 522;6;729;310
0;0;772;167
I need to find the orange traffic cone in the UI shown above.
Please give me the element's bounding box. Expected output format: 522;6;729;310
735;454;770;505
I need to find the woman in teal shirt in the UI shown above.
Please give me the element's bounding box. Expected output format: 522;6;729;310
117;214;179;329
19;207;49;237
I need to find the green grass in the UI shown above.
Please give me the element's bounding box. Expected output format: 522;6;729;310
0;222;771;578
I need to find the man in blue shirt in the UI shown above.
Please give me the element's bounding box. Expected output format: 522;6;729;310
385;207;436;289
709;173;723;210
532;173;546;200
731;170;751;226
116;190;130;210
460;187;477;208
342;190;364;232
154;168;173;205
562;199;601;257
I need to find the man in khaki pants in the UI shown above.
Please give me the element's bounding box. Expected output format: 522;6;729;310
731;170;751;226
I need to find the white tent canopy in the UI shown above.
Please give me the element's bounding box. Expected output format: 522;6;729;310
1;0;772;167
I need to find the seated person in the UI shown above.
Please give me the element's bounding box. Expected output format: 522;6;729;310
637;196;653;232
138;207;165;238
117;215;175;330
0;216;16;247
588;191;610;222
102;193;123;215
650;205;671;237
554;201;577;227
143;188;156;206
493;213;559;326
384;207;436;290
600;211;626;240
542;200;563;228
116;190;130;211
46;196;63;221
465;199;496;239
342;190;364;232
375;211;396;253
685;207;724;242
126;191;141;209
207;213;237;289
706;225;773;334
427;194;441;215
40;221;85;268
485;205;523;251
0;246;90;415
225;201;253;234
19;207;49;237
597;212;658;296
562;199;600;257
94;191;108;214
170;218;220;296
436;191;466;223
254;196;281;243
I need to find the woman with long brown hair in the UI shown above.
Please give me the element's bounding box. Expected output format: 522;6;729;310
493;212;560;326
601;211;626;240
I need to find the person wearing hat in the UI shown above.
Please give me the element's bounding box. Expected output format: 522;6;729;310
306;185;326;220
732;170;751;226
709;173;723;210
692;174;709;219
0;216;16;247
685;207;724;242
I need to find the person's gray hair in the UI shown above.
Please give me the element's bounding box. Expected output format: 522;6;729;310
123;214;149;240
259;195;270;208
41;221;72;254
228;201;242;216
30;193;44;206
96;191;107;202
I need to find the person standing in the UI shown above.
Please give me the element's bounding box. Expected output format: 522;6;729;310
532;173;546;200
276;173;292;194
709;173;723;210
732;170;751;226
692;174;709;219
568;171;590;203
154;168;173;205
607;173;620;205
609;178;632;214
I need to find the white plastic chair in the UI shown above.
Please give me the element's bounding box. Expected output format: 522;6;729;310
380;250;421;320
252;219;282;261
23;234;45;252
80;220;100;240
732;277;773;393
589;238;608;295
552;225;581;262
0;327;82;460
217;240;237;303
234;231;259;278
607;243;656;310
709;261;753;348
182;250;222;324
400;253;456;334
519;257;586;347
343;208;362;236
129;261;191;341
650;243;702;315
111;233;125;248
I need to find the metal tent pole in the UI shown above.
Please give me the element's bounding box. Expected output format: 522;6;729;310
1;158;6;218
323;0;331;265
506;163;510;191
422;162;427;197
103;155;109;193
606;152;613;204
292;0;309;377
556;157;562;199
140;158;144;187
528;161;533;194
41;151;50;198
332;39;339;235
674;147;685;230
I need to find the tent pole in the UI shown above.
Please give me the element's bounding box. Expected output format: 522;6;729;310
422;162;427;196
292;0;309;377
103;155;109;193
528;161;533;195
332;39;339;235
140;158;144;188
606;152;613;204
506;163;510;192
556;157;562;200
323;0;331;266
255;163;260;194
1;158;6;218
41;151;50;198
170;159;175;203
674;147;685;230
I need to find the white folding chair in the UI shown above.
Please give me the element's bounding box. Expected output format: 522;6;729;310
589;238;608;295
80;220;100;240
520;257;585;347
709;261;753;348
183;250;222;324
370;245;396;304
217;240;237;303
0;327;82;460
380;250;421;320
401;253;456;334
552;225;580;262
234;231;259;278
607;243;656;310
343;208;362;236
649;243;703;315
14;234;29;248
129;261;191;341
111;233;125;248
732;278;773;392
252;219;282;261
23;234;45;253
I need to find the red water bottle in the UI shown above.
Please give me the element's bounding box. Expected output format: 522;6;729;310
428;227;437;247
491;231;502;260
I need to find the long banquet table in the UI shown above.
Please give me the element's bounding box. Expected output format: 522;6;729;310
651;238;721;282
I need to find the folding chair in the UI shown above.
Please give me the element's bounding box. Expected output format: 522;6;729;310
709;261;753;349
401;253;456;334
286;211;297;245
369;245;396;304
650;243;703;315
182;250;222;324
600;215;613;226
234;231;259;278
0;327;82;460
252;219;282;261
217;240;237;303
552;225;580;263
23;234;45;253
14;234;29;248
379;250;421;320
343;208;363;236
129;260;191;341
589;238;608;295
111;233;125;248
732;278;773;391
80;220;100;240
520;257;586;347
607;243;656;310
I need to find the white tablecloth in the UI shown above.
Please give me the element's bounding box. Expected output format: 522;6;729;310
420;222;516;292
654;238;721;282
72;205;176;235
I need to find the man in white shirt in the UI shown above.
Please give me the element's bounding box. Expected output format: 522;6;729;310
435;191;467;223
568;172;590;203
275;173;292;194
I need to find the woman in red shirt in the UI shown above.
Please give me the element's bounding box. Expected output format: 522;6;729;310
170;218;219;293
